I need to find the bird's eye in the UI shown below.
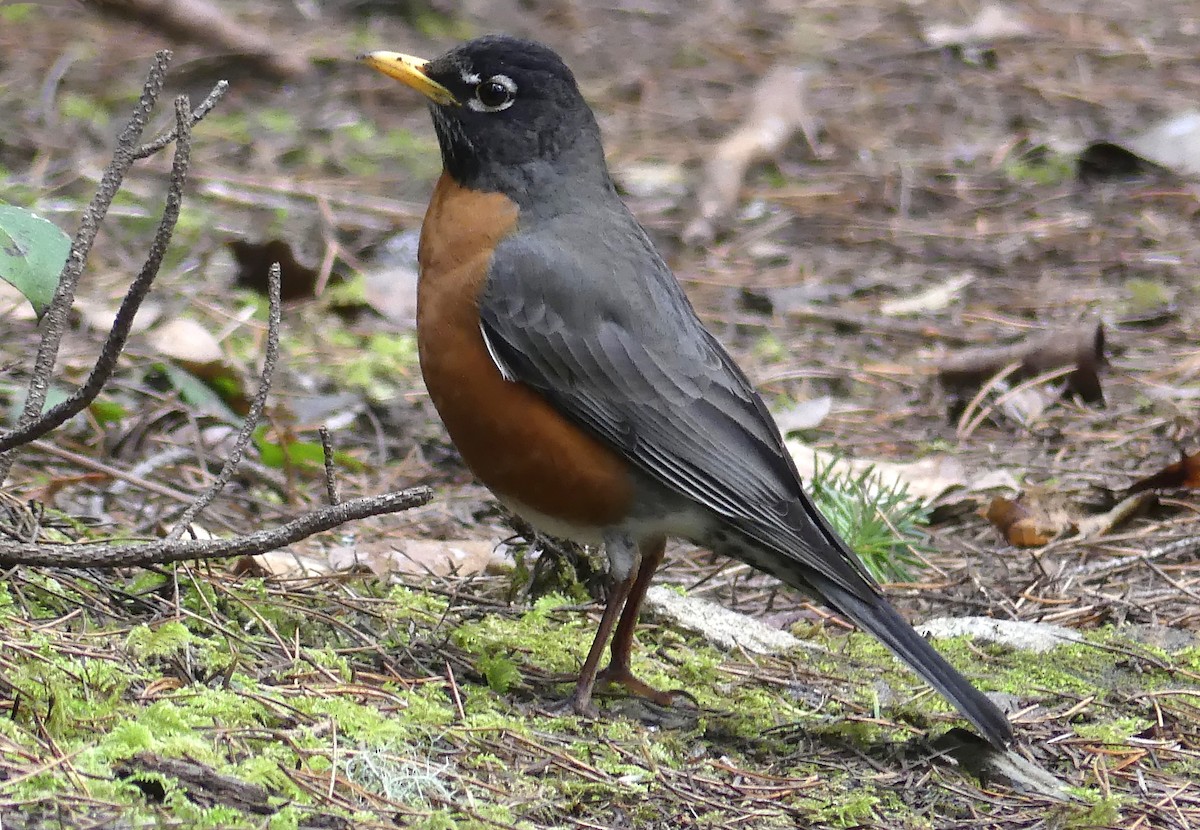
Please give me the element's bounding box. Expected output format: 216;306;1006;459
470;75;517;112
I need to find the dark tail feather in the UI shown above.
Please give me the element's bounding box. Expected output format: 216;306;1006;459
814;575;1013;749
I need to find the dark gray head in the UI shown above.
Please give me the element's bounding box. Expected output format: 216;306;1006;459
363;35;614;206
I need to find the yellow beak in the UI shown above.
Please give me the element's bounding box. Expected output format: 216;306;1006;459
360;51;459;106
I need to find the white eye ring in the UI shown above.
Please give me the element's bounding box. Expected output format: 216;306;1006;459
468;74;517;112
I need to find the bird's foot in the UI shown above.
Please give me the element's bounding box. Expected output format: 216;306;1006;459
595;663;678;707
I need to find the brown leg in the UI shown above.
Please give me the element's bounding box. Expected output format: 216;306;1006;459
569;569;635;715
595;536;675;705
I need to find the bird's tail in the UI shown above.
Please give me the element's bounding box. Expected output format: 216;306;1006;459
811;573;1013;749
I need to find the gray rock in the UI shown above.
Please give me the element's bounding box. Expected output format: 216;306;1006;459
916;617;1081;653
644;586;805;655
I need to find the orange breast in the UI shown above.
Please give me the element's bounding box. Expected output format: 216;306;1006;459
416;174;634;530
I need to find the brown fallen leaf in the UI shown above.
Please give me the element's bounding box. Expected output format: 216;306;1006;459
232;549;332;578
75;297;163;334
683;66;817;246
1079;111;1200;182
985;489;1151;548
937;323;1106;420
148;318;224;370
1126;452;1200;495
146;318;248;413
984;496;1059;547
228;238;326;302
880;273;975;317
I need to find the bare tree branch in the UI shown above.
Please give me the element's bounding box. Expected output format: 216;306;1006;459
0;487;433;568
168;262;282;541
0;50;175;483
0;95;203;455
134;80;229;159
319;426;340;506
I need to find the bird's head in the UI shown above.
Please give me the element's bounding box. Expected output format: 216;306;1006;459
362;35;612;205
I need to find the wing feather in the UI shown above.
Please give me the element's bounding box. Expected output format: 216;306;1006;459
479;225;879;600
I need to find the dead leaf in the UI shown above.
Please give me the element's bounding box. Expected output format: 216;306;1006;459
773;396;832;434
922;4;1031;48
984;496;1059;547
786;440;1019;504
327;539;506;578
937;323;1106;418
1126;452;1200;494
614;162;689;199
1079;111;1200;181
361;229;420;326
149;318;224;369
683;66;817;245
985;488;1150;548
233;549;332;578
75;297;162;334
228;238;326;302
880;273;975;317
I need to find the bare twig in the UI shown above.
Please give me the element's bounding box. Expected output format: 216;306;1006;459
319;426;340;506
30;440;198;505
167;262;281;541
0;487;432;568
0;50;174;484
0;95;204;455
1069;536;1200;580
134;80;229;159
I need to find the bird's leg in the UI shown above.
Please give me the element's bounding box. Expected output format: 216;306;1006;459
594;536;675;705
568;532;640;715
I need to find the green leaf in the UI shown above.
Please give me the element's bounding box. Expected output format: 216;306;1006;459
88;398;128;425
156;363;239;423
252;425;363;472
0;203;70;319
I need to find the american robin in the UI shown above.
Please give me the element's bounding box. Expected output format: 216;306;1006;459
362;35;1013;749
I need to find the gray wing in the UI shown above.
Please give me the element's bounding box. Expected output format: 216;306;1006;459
478;223;880;602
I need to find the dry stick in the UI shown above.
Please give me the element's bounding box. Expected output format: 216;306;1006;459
133;80;228;160
319;426;340;506
1069;537;1200;580
0;51;173;484
0;487;432;568
167;261;282;542
0;95;208;455
30;439;198;506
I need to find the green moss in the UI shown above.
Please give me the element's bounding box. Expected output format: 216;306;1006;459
478;652;521;693
1073;716;1151;745
1059;788;1126;828
1124;277;1173;313
126;621;193;659
0;2;39;22
808;783;887;827
1002;150;1074;186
